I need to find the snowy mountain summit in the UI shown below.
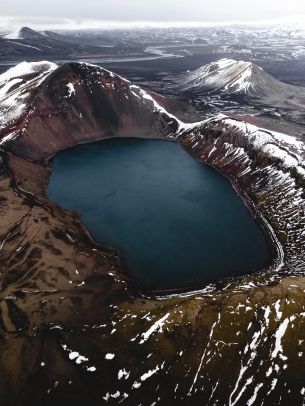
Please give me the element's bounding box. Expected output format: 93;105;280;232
0;61;58;137
181;58;292;97
3;26;45;40
180;58;305;122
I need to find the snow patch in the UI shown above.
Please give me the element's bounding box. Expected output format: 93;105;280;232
139;313;170;344
66;83;76;97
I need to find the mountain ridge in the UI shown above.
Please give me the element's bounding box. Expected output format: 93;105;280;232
0;26;107;58
4;26;45;40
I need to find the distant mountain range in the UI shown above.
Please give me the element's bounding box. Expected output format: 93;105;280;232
0;27;113;58
180;58;305;123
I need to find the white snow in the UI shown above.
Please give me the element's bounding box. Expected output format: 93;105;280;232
188;312;221;395
221;118;305;175
69;351;89;364
274;300;282;321
182;58;259;94
247;383;263;406
271;318;289;358
8;41;42;51
3;29;24;40
263;306;271;327
140;365;160;381
66;83;76;97
103;391;121;401
0;78;23;99
139;313;170;344
129;84;203;133
0;61;57;84
118;369;130;380
132;381;141;389
263;144;299;168
61;344;96;371
0;61;57;141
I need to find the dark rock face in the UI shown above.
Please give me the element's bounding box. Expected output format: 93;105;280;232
1;61;305;405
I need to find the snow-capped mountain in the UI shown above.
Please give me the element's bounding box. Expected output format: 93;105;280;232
180;58;305;122
3;27;45;40
181;58;300;96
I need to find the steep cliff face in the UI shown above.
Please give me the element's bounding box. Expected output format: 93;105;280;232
1;61;305;405
180;116;305;273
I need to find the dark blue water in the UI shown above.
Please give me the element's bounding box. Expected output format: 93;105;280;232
48;138;271;291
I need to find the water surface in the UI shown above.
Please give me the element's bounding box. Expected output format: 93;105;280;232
48;138;270;291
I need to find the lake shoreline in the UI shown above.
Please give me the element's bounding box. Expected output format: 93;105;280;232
47;136;274;296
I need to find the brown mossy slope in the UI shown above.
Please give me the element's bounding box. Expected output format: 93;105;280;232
0;151;128;333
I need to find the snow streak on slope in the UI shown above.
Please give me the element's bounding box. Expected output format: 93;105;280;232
0;61;56;83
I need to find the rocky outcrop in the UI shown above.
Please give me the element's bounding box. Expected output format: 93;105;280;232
0;61;305;405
